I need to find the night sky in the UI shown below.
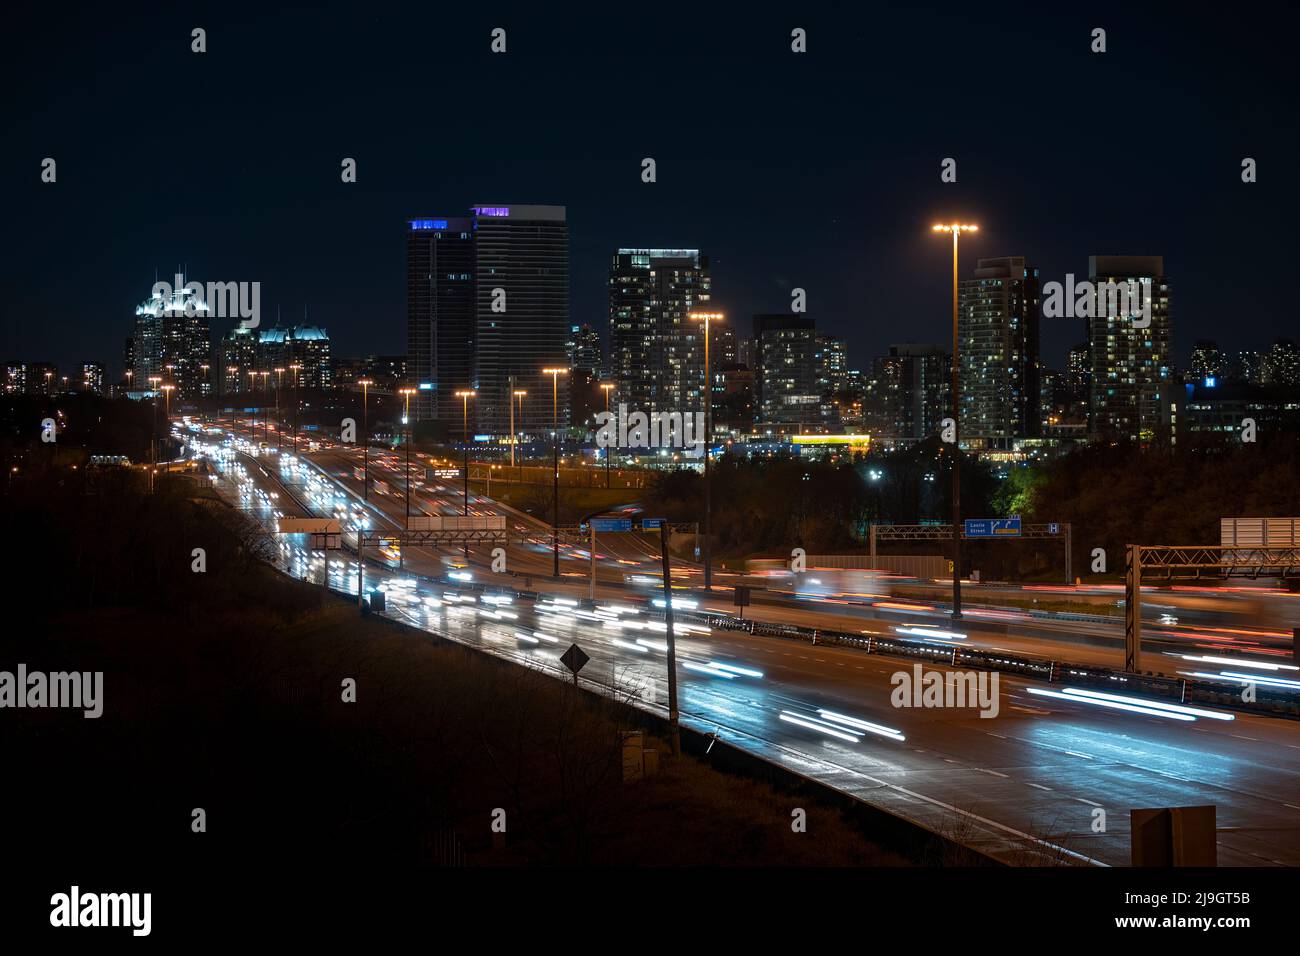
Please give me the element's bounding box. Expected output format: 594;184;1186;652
3;1;1296;379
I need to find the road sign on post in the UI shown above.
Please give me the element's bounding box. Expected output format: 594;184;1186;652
590;517;632;532
641;518;663;529
560;643;589;688
734;584;751;621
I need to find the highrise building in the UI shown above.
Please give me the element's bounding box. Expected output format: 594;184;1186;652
473;205;570;436
567;323;602;374
1086;255;1173;443
221;327;258;394
1268;338;1300;387
608;249;711;415
870;344;949;440
4;363;27;395
407;206;569;435
957;256;1041;450
29;362;58;395
753;314;821;425
818;335;848;394
1190;339;1224;383
131;276;211;399
255;325;332;390
407;216;475;423
1231;350;1267;385
81;362;105;394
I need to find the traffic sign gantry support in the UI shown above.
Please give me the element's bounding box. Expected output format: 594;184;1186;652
1122;543;1300;673
870;522;1072;583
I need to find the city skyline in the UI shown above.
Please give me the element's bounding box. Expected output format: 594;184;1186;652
4;6;1296;380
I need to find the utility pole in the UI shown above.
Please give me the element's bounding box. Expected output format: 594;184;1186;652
543;368;567;577
931;222;978;619
689;311;722;591
456;390;476;561
358;378;372;500
400;387;416;528
659;523;680;756
600;381;614;489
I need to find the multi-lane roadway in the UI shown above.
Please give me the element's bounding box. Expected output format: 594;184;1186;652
185;419;1300;866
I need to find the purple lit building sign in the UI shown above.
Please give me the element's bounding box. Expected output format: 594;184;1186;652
409;219;448;230
472;206;509;217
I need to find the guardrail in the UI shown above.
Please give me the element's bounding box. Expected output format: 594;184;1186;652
640;607;1299;719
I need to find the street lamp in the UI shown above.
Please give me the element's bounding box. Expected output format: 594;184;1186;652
931;222;978;619
542;368;568;577
358;378;373;499
160;385;175;477
600;381;615;489
399;387;417;525
689;311;723;590
273;367;285;450
512;390;527;477
290;363;302;450
259;371;270;444
455;389;476;559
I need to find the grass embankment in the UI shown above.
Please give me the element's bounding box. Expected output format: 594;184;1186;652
3;471;907;866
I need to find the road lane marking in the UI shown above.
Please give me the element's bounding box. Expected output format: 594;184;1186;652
1073;797;1102;807
978;769;1008;778
1027;783;1052;791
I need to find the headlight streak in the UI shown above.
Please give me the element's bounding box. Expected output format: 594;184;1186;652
1177;654;1297;672
683;661;736;679
778;711;861;743
1027;687;1194;721
610;638;648;653
709;661;764;679
1181;670;1300;691
1057;686;1234;721
894;626;967;641
816;709;905;742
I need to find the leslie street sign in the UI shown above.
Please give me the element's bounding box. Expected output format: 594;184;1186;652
964;517;1022;537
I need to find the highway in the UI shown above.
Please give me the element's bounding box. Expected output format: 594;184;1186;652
181;420;1300;866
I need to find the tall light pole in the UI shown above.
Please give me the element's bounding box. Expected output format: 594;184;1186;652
931;222;978;619
400;387;417;526
290;363;302;451
513;390;527;478
273;367;285;450
455;390;476;560
259;371;270;444
161;385;175;477
358;378;373;499
600;381;615;489
689;311;723;590
542;367;568;577
248;370;259;440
